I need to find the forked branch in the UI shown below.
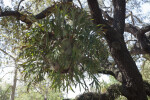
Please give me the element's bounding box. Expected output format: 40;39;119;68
0;2;74;27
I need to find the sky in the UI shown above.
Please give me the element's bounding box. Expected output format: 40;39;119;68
1;0;150;99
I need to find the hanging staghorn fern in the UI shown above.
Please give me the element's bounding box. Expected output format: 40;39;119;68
19;3;108;91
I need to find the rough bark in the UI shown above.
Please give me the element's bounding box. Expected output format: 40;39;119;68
0;2;74;27
102;10;150;55
76;81;150;100
87;0;147;100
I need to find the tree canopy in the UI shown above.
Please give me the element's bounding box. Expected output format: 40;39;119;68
0;0;150;100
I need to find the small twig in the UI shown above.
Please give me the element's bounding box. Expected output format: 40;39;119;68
0;72;13;79
130;11;135;25
0;48;16;60
77;0;83;9
126;39;137;43
0;86;11;98
17;0;25;11
133;15;143;23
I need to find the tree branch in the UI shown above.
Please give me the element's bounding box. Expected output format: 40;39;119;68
17;0;25;11
0;2;74;27
144;81;150;97
98;62;123;83
137;26;150;54
0;10;32;27
130;47;147;55
0;11;20;17
0;48;16;60
125;24;150;55
98;70;116;77
98;69;123;82
140;25;150;34
101;10;113;25
125;23;139;36
112;0;126;34
87;0;104;25
77;0;83;9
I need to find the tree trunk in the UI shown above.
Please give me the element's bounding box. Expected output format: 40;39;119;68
105;28;147;100
10;62;18;100
44;94;47;100
87;0;147;99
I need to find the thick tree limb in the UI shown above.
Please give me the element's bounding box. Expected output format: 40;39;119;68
112;0;126;34
98;69;123;83
101;10;113;23
125;24;150;36
34;4;56;19
76;81;150;100
0;11;20;17
98;61;123;82
0;2;73;27
98;70;116;77
87;0;105;25
140;25;150;34
130;47;147;55
125;24;150;54
137;27;150;54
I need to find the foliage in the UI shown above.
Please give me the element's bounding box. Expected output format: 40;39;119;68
0;80;63;100
100;77;127;100
0;83;11;100
0;6;27;60
19;3;108;91
75;92;101;100
141;55;150;82
15;82;63;100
